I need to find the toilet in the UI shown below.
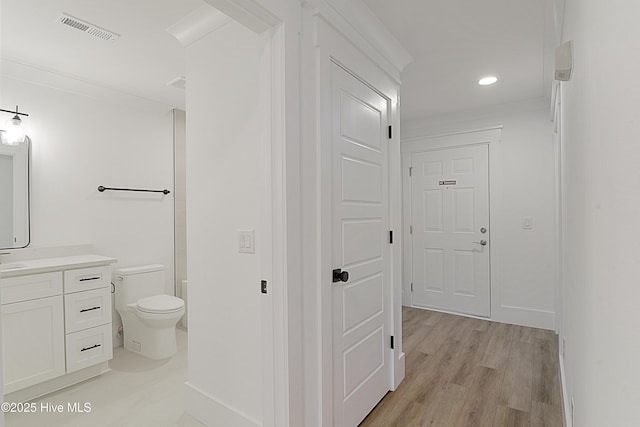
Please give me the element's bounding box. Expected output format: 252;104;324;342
114;264;185;359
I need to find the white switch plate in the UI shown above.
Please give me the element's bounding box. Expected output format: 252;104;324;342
523;217;533;229
238;230;255;254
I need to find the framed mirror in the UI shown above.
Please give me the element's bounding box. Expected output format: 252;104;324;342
0;137;30;249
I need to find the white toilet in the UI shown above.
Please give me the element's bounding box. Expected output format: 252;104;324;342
114;264;185;359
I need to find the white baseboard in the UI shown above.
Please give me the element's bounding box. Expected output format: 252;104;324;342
184;382;260;427
6;362;109;403
492;305;556;330
559;350;572;427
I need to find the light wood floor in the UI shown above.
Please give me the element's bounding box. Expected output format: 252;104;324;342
361;307;564;427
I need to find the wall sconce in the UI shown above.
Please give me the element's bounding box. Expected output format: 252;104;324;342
0;105;29;146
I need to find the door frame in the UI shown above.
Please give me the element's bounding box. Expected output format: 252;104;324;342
401;128;502;314
313;15;404;426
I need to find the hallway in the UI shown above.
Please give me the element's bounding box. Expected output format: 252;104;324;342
361;307;563;426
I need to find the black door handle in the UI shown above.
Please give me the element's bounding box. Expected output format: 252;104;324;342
333;269;349;283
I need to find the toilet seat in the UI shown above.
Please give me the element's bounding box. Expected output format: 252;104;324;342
137;295;184;314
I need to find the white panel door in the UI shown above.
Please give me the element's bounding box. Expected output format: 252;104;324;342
410;145;490;317
331;62;390;426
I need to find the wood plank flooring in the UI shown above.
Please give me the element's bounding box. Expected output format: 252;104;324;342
360;307;563;427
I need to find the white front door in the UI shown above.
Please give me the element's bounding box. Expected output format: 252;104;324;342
410;145;490;317
331;62;390;426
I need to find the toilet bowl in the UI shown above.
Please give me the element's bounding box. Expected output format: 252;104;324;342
115;265;184;359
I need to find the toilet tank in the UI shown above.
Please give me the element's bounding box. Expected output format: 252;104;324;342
115;264;165;308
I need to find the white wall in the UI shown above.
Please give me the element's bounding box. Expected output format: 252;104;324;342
0;62;176;346
559;0;640;425
402;98;557;329
185;21;264;427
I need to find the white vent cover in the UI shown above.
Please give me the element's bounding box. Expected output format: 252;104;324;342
58;13;120;42
167;76;186;90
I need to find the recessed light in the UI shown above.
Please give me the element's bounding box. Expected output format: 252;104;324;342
478;76;498;86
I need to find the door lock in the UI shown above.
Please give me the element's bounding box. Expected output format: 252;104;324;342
480;227;487;234
472;239;487;246
333;269;350;283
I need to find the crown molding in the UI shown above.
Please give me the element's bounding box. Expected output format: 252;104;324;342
309;0;413;80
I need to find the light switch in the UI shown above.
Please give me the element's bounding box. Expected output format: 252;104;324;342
522;217;533;229
238;230;255;254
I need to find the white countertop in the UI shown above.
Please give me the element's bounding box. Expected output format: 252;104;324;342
0;254;117;279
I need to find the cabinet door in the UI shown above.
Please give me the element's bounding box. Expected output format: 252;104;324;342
2;296;65;394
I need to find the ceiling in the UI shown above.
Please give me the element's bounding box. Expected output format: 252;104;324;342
0;0;207;109
1;0;551;118
363;0;549;121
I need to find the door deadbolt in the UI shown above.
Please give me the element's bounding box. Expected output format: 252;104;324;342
480;227;487;234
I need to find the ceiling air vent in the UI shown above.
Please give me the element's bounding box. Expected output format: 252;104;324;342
57;13;120;42
167;76;186;90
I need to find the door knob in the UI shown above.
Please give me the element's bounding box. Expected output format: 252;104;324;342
473;239;487;246
333;269;350;283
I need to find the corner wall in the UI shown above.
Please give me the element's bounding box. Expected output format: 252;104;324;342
402;98;557;329
0;63;176;347
184;21;263;426
559;0;640;425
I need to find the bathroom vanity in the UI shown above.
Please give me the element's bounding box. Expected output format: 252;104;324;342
0;254;116;401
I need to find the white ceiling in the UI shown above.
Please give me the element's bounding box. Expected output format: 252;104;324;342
362;0;549;121
1;0;551;118
0;0;207;109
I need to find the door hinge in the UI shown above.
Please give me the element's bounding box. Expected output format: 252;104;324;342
411;283;414;292
410;225;413;234
261;280;267;294
409;166;413;176
390;335;395;349
388;125;392;139
389;230;393;244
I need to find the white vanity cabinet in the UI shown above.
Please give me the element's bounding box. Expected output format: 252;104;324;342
0;255;116;399
1;272;66;394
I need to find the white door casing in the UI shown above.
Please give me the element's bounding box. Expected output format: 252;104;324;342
331;62;391;426
409;145;490;317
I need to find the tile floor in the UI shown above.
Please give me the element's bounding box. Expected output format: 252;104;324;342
5;328;202;427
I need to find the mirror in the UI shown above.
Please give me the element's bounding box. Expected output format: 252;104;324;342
0;137;30;249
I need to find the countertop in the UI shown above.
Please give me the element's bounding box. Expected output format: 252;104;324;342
0;254;117;279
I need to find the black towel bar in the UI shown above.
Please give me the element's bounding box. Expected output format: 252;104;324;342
98;186;170;195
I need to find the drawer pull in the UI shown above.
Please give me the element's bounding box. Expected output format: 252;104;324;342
80;306;101;313
79;276;101;282
80;344;102;352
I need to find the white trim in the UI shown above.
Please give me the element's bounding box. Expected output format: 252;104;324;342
311;0;413;82
559;348;572;427
490;306;555;330
185;382;261;427
402;126;504;144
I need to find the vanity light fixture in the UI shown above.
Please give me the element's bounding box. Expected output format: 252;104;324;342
478;76;498;86
0;105;29;146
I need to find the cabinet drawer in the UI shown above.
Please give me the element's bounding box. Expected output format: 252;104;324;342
1;272;63;305
65;324;113;373
64;288;112;333
64;266;111;294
